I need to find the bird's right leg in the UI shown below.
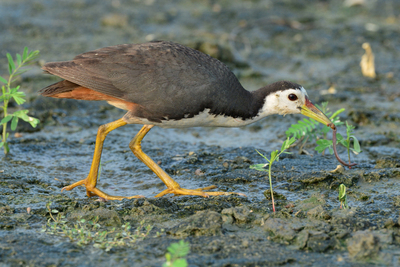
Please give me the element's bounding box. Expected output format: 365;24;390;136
61;118;143;200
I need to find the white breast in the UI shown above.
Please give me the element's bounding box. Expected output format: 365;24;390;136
124;108;267;128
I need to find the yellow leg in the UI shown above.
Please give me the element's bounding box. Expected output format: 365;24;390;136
129;125;246;198
61;118;143;200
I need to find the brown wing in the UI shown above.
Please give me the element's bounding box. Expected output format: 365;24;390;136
41;41;251;121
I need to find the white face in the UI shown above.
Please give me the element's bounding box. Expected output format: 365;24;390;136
261;87;308;116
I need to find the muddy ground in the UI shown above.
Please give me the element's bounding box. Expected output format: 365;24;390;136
1;0;400;266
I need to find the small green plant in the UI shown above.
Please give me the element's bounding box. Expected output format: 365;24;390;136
163;240;190;267
42;202;153;251
286;102;344;143
338;184;348;209
250;137;296;213
1;47;40;155
286;102;361;165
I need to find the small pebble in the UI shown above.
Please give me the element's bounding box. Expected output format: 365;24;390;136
195;169;204;176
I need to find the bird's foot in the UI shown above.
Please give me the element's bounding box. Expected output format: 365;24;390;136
61;179;144;201
154;185;247;198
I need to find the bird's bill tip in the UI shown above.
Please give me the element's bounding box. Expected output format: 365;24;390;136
300;97;333;127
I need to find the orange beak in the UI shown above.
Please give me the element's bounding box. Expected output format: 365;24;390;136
300;96;333;128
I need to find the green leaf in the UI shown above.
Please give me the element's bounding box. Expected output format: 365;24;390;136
281;136;296;151
336;133;348;147
316;102;329;113
321;126;331;134
270;150;279;162
288;136;297;146
315;139;332;153
163;253;171;267
0;76;7;84
330;108;345;120
12;96;26;105
11;116;19;130
316;139;331;147
27;117;40;128
0;142;3;148
11;90;26;105
281;138;289;152
23;47;29;60
13;110;30;121
27;50;40;62
16;53;22;66
6;53;15;74
352;136;361;153
286;118;320;139
335;133;346;145
338;184;346;200
10;86;22;96
14;91;26;98
250;164;268;172
167;240;190;258
1;115;13;124
172;259;188;267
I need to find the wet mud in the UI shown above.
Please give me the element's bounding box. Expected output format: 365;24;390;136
1;0;400;266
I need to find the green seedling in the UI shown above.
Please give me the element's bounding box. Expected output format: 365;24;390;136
315;121;361;165
286;102;361;166
250;137;296;213
163;240;190;267
42;202;152;251
338;184;348;209
1;47;40;155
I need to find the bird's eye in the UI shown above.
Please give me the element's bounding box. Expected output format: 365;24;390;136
288;94;298;101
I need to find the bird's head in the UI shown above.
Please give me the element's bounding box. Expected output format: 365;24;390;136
262;81;333;128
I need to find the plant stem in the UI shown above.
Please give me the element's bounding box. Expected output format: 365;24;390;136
2;54;26;155
268;163;275;213
347;136;351;165
1;85;8;155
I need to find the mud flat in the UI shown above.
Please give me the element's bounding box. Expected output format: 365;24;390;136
1;0;400;266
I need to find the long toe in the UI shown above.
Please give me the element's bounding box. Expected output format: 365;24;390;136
88;187;145;201
154;186;246;198
193;185;218;191
188;185;247;197
155;187;210;198
61;179;86;191
60;178;144;201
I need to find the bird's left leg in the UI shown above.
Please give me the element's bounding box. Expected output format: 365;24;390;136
61;118;143;200
129;125;246;197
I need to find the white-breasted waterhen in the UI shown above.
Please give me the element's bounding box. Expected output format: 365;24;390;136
40;41;343;201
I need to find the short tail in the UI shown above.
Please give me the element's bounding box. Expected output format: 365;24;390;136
39;80;79;97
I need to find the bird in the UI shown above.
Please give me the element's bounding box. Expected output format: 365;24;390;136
40;41;332;201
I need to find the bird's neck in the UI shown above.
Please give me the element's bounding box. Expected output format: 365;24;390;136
250;85;280;118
